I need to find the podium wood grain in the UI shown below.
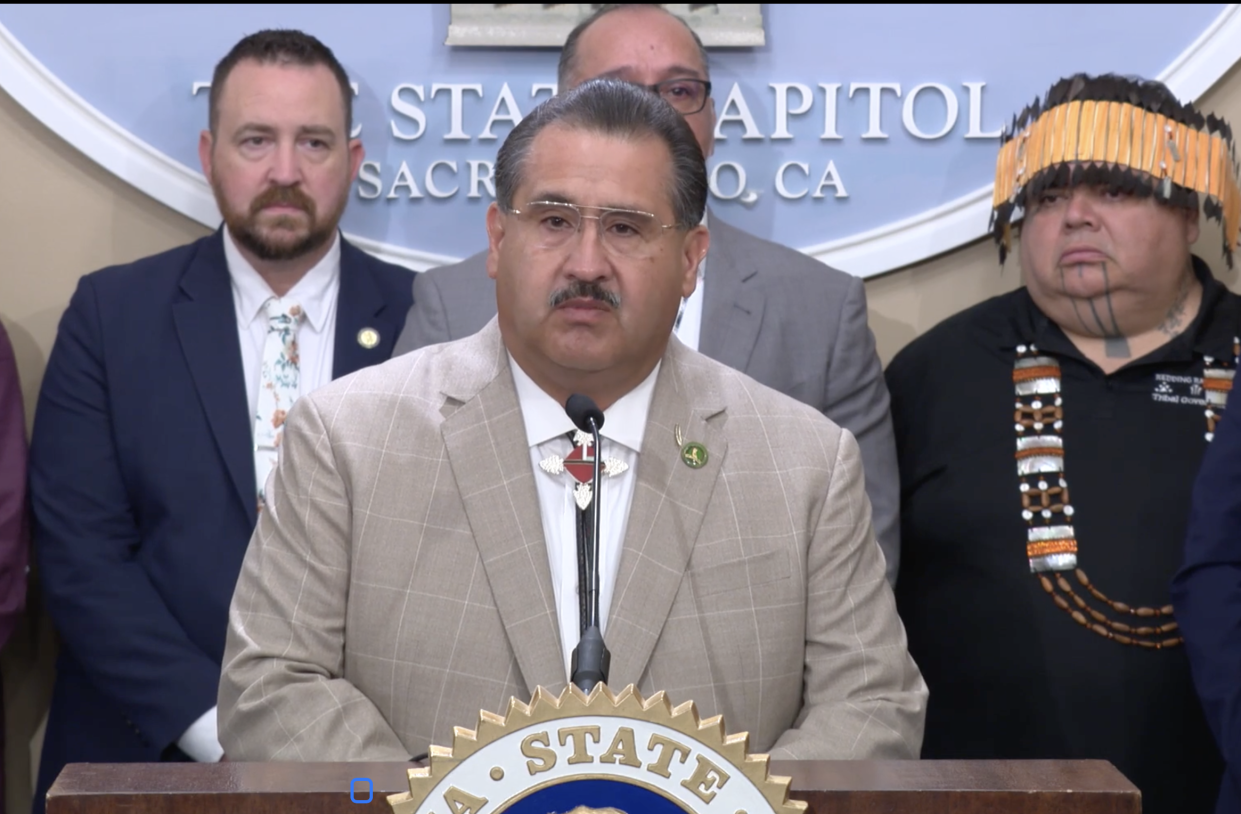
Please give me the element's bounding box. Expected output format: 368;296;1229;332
46;760;1141;814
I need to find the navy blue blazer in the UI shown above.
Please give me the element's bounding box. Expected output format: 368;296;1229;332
1173;384;1241;814
29;230;413;807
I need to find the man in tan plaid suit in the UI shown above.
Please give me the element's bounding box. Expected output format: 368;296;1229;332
218;80;926;762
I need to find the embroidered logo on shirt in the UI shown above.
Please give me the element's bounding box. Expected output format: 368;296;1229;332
1150;373;1207;407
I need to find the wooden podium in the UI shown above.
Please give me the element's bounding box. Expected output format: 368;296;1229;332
47;760;1140;814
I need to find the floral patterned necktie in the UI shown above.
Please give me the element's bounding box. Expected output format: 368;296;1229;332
254;298;302;509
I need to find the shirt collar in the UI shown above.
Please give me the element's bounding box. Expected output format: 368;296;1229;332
508;354;660;453
1000;254;1238;361
1187;255;1238;358
223;226;342;332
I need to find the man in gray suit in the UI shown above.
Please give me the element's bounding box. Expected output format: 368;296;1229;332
219;79;926;762
393;4;901;583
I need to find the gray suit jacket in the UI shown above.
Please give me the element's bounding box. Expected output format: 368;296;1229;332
218;320;926;762
393;213;901;582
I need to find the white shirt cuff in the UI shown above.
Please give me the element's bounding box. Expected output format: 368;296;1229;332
176;706;224;762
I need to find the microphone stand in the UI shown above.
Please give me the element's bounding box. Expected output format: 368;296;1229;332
569;403;610;692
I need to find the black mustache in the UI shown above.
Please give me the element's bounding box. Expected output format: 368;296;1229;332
548;281;621;310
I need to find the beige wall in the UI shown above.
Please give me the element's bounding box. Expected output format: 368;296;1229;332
2;57;1241;814
0;88;210;814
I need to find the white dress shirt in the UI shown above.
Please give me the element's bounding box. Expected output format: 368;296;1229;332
177;229;343;763
225;226;342;415
509;355;659;678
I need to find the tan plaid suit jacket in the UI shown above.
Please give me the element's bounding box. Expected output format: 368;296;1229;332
218;319;926;761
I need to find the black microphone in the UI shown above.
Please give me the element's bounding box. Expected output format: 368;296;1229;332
565;395;604;435
564;394;611;692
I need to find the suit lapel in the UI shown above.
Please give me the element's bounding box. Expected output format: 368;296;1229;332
699;212;765;374
333;237;402;377
440;326;566;696
171;231;256;525
605;344;727;687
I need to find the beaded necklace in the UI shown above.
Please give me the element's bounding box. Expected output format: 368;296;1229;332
1013;338;1238;649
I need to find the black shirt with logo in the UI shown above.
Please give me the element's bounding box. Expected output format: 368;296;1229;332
888;257;1233;814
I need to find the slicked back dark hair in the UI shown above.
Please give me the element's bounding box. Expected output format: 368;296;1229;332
558;4;710;90
208;29;353;136
495;79;707;229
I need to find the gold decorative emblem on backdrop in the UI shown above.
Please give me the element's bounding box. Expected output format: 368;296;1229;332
387;684;805;814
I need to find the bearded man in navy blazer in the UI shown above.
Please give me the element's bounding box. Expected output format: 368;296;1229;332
28;30;413;809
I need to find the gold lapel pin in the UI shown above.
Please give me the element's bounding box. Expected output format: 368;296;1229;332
357;327;380;349
674;424;708;469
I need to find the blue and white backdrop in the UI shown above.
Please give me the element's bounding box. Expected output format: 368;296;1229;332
1;4;1239;276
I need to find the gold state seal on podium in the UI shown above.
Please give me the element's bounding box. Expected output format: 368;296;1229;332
387;684;806;814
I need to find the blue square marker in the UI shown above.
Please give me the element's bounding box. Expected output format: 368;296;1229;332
350;777;374;804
